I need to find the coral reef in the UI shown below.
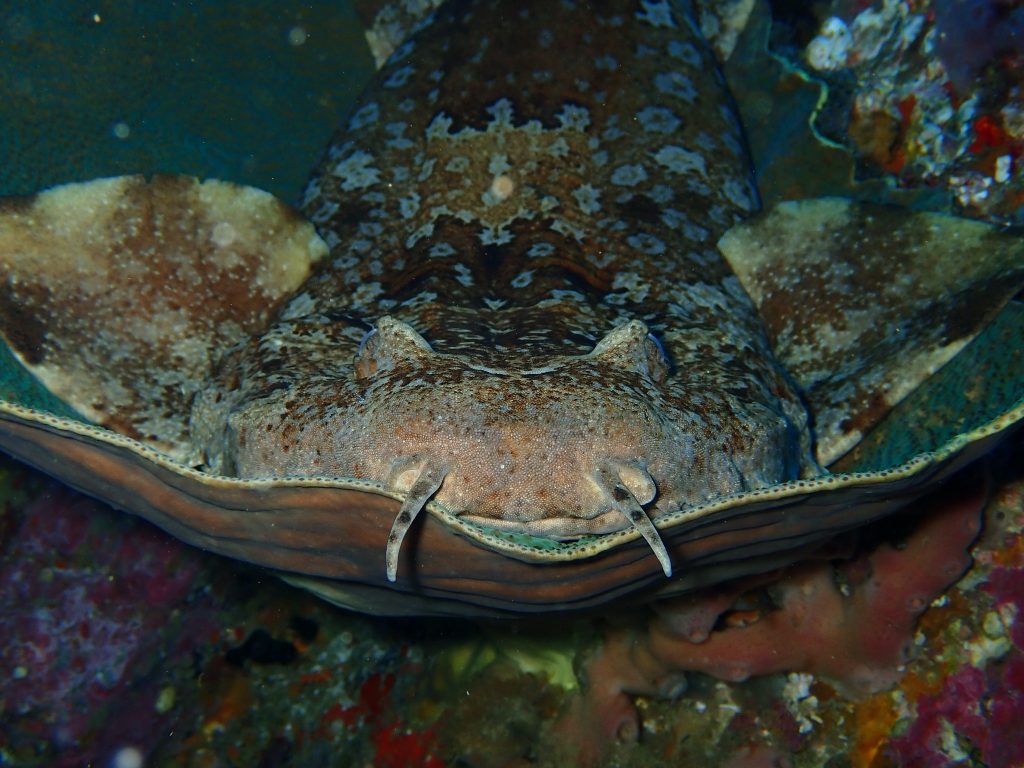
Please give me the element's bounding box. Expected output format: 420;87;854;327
880;494;1024;766
558;471;988;762
796;0;1024;223
0;463;451;766
0;481;211;767
647;477;983;693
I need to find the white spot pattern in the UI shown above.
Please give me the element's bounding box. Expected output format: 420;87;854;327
653;145;706;177
636;106;681;133
610;164;648;186
654;71;697;102
636;0;676;29
573;184;601;215
349;102;379;131
331;151;381;190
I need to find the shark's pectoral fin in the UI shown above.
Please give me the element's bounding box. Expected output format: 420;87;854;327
0;175;327;462
719;198;1024;466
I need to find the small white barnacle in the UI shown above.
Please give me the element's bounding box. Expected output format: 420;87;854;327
210;221;237;248
486;174;515;204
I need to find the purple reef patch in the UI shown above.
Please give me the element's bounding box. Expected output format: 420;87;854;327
933;0;1024;91
882;548;1024;767
0;481;209;765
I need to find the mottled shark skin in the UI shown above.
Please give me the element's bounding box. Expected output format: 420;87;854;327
191;0;818;577
0;0;1021;616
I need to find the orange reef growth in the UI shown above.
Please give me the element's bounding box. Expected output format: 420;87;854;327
559;472;988;760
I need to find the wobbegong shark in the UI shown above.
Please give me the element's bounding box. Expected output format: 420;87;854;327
0;0;1020;617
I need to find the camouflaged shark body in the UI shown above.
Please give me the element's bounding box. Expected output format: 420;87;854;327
191;0;818;577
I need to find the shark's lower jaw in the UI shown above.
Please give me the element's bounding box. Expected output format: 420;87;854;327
225;318;808;582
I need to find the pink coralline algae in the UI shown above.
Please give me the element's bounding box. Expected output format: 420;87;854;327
884;663;1023;767
0;482;206;765
562;473;988;756
883;552;1024;766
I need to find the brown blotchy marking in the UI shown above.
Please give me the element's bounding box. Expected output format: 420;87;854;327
0;194;37;215
0;283;49;365
938;277;1007;346
619;195;665;227
838;389;890;436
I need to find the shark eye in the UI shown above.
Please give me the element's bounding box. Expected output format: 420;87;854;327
644;331;670;383
589;321;667;385
646;331;666;361
590;320;669;384
354;316;433;381
356;327;377;358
